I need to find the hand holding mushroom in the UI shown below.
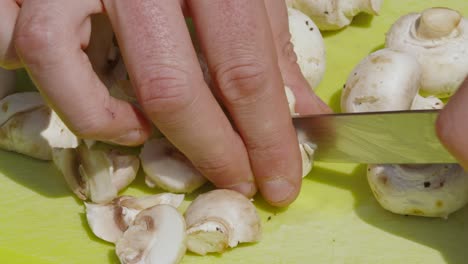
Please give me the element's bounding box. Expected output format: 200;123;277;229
0;0;332;208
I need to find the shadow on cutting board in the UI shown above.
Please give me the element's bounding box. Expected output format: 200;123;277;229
309;164;468;264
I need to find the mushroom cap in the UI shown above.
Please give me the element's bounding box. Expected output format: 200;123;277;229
367;164;468;218
0;68;16;99
288;7;326;89
385;8;468;97
140;138;207;193
115;204;187;264
292;0;382;31
341;49;421;113
85;193;185;243
184;189;261;255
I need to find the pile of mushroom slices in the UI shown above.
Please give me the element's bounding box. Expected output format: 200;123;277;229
341;7;468;219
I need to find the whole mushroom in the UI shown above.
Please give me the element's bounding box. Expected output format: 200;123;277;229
291;0;383;31
341;48;468;218
386;7;468;97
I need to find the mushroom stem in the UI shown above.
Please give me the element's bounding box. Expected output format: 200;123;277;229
416;8;462;39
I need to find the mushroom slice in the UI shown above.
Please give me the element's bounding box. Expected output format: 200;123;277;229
85;193;185;243
116;204;187;264
184;189;262;255
53;143;139;203
341;49;421;113
386;7;468;97
411;94;444;110
288;7;326;89
0;93;78;160
291;0;383;31
300;142;316;178
367;164;468;218
0;68;16;100
140;138;207;193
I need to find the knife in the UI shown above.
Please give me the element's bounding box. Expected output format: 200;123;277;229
292;109;457;164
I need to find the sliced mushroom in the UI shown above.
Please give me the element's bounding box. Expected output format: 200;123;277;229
367;164;468;218
184;189;262;255
0;68;15;99
115;204;187;264
341;48;422;113
291;0;383;30
386;7;468;97
52;143;139;203
0;92;78;160
410;94;444;110
85;193;185;243
288;7;326;89
140;138;207;193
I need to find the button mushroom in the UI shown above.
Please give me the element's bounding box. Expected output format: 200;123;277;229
0;92;79;160
85;193;185;243
0;68;15;99
52;143;139;203
341;48;421;113
115;204;187;264
184;189;262;255
341;47;468;218
291;0;383;31
288;7;326;89
140;138;207;193
386;7;468;98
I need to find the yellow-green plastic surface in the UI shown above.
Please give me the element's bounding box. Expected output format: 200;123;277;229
1;1;468;263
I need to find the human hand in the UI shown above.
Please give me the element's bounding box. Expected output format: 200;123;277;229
0;0;330;206
437;76;468;170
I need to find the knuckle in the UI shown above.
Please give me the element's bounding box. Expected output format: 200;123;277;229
195;154;236;184
137;66;195;115
214;56;268;105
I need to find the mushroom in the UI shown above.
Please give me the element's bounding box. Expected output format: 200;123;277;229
287;7;326;89
386;7;468;98
0;68;15;99
0;92;79;160
140;138;207;193
52;143;139;203
367;164;468;218
341;48;468;218
184;189;262;255
341;48;421;113
115;204;187;264
291;0;383;31
85;193;185;243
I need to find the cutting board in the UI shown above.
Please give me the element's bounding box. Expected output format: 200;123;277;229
1;1;468;263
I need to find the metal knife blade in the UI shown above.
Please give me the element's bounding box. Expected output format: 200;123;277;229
293;110;457;164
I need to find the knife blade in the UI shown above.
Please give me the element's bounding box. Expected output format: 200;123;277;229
292;110;457;164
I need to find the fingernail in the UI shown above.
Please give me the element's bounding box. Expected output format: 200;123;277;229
230;182;257;198
262;178;296;205
110;129;146;146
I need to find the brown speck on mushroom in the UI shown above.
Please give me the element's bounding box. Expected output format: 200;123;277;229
324;11;329;15
309;27;314;31
267;216;272;221
305;20;309;26
412;209;424;215
424;181;431;188
436;200;444;208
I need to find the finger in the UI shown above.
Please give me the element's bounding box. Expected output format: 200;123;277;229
103;0;256;196
14;0;151;146
0;0;22;68
436;77;468;170
264;0;331;115
189;0;302;206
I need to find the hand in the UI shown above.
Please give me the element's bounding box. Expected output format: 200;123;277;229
0;0;330;206
437;76;468;170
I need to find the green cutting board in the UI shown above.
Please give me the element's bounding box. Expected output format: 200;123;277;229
1;1;468;263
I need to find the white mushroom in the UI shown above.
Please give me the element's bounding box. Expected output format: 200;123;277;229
0;92;78;160
184;189;262;255
52;143;139;203
367;164;468;218
140;138;207;193
341;48;421;113
85;193;185;243
291;0;383;31
386;7;468;98
288;7;326;89
115;204;187;264
0;68;15;99
410;94;444;110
